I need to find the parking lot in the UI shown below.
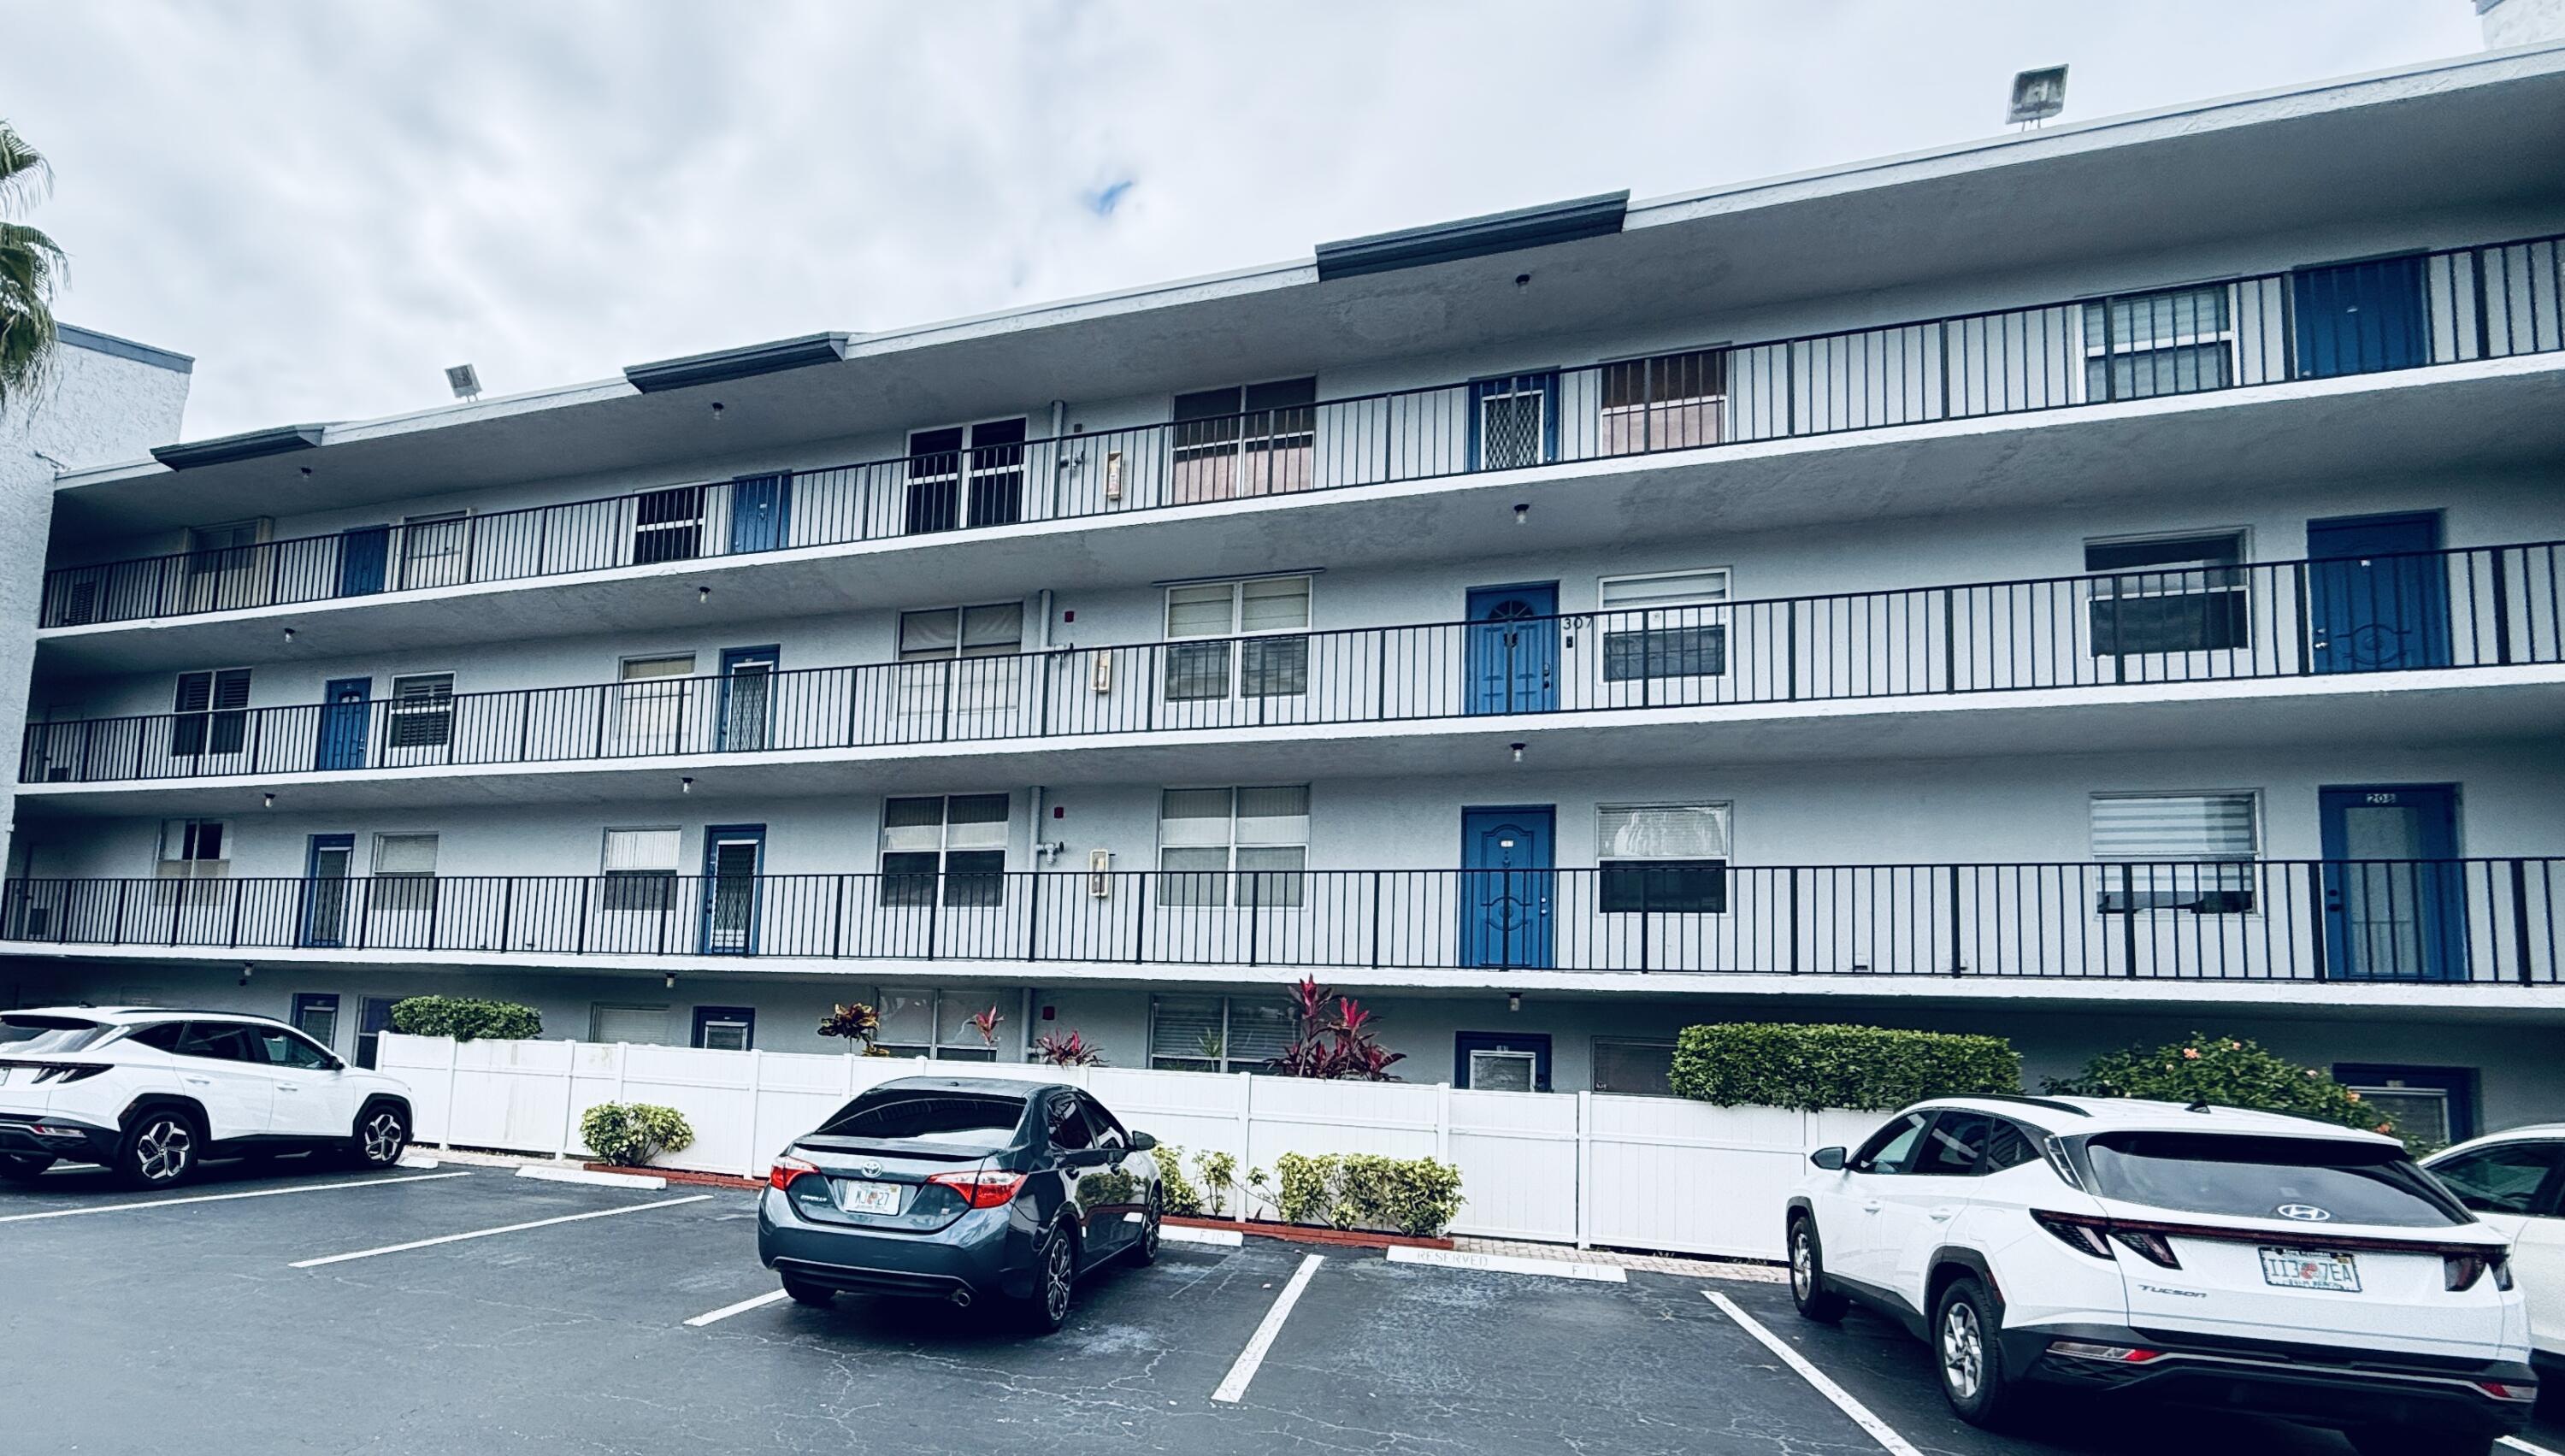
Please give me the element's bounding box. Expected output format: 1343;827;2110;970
6;1161;2565;1456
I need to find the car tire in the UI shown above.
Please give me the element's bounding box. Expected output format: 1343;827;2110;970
1931;1276;2024;1429
1129;1189;1163;1267
780;1275;834;1308
347;1103;410;1170
1788;1217;1849;1323
115;1108;201;1190
0;1154;53;1183
2349;1428;2493;1456
1022;1223;1076;1334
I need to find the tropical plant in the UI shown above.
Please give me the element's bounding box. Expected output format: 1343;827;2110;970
1148;1141;1202;1217
1670;1023;2020;1111
2046;1033;2406;1142
1269;977;1405;1081
967;1005;1004;1052
579;1103;694;1167
1271;1152;1463;1236
1033;1029;1106;1067
386;996;541;1042
816;1001;881;1051
0;120;65;412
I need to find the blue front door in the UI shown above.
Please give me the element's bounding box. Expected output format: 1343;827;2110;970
1460;806;1554;969
728;472;792;554
2291;256;2427;380
1466;583;1560;714
302;834;355;947
717;646;778;752
2308;513;2450;674
700;824;765;955
1468;372;1560;470
339;526;389;596
2320;785;2466;981
315;677;371;770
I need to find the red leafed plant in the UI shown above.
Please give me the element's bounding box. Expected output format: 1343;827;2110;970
968;1005;1005;1051
1269;977;1405;1081
1034;1029;1106;1067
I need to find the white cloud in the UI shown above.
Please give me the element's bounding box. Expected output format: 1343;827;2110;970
0;0;2483;439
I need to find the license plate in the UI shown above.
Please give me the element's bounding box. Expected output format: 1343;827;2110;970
2260;1247;2361;1292
832;1179;903;1216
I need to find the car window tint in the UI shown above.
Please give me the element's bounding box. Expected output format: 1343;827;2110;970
2432;1143;2562;1216
1048;1096;1095;1151
2083;1132;2467;1228
175;1023;262;1063
255;1029;333;1070
1850;1113;1927;1174
1079;1095;1126;1147
813;1092;1025;1152
0;1015;111;1054
1912;1112;1988;1176
127;1023;186;1052
1982;1120;2042;1173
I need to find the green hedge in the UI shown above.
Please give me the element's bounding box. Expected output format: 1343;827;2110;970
2046;1033;2408;1142
1272;1152;1464;1236
386;996;541;1042
1670;1023;2020;1111
579;1103;694;1167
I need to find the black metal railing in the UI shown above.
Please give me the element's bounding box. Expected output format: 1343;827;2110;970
40;233;2565;628
4;859;2556;984
25;541;2562;785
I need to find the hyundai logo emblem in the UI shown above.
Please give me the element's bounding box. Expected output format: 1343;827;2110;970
2277;1203;2333;1223
855;1158;883;1178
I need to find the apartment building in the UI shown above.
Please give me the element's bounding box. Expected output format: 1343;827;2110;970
6;41;2565;1147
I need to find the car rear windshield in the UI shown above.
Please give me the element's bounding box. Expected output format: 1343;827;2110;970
813;1092;1026;1152
2081;1131;2465;1228
0;1015;111;1055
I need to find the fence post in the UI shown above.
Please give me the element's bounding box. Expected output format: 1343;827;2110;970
1235;1071;1253;1224
744;1048;767;1179
1574;1089;1594;1251
557;1039;580;1160
1435;1082;1453;1166
442;1035;461;1149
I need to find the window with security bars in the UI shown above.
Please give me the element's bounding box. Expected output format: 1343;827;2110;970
370;834;439;913
881;794;1010;907
1171;377;1317;503
1599;570;1730;681
1470;373;1557;470
2091;793;2258;913
632;486;705;565
1598;804;1730;913
1163;577;1312;701
388;673;456;750
1601;349;1726;455
170;668;251;757
897;603;1023;662
2082;286;2235;401
1158;787;1309;908
1147;994;1297;1073
602;827;681;912
2085;533;2250;657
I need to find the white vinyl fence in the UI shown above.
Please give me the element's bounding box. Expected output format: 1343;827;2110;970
380;1034;1878;1261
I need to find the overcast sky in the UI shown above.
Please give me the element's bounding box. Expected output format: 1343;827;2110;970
1;1;2488;441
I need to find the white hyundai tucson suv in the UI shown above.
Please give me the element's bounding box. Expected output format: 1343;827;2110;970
1787;1095;2535;1455
0;1007;413;1188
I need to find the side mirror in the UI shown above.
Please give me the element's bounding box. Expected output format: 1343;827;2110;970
1810;1147;1847;1171
1129;1131;1158;1152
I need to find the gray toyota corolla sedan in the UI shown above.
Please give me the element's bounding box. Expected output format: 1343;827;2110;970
758;1076;1165;1332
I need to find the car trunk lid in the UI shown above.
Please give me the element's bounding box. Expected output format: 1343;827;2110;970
787;1136;991;1234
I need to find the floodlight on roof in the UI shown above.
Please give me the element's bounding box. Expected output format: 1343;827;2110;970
2008;66;2068;127
445;363;482;401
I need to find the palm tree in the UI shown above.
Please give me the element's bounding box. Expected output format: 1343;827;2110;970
0;120;67;413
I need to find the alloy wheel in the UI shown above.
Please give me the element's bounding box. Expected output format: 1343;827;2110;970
362;1111;405;1164
134;1118;192;1183
1940;1300;1984;1402
1790;1229;1813;1299
1043;1234;1073;1323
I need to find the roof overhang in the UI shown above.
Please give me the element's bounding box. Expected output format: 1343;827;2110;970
622;332;854;393
1315;192;1629;280
146;424;327;470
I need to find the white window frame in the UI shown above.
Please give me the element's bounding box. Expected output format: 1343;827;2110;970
2079;283;2238;402
369;832;439;912
601;826;681;914
879;793;1011;908
2089;789;2262;917
1162;575;1312;701
615;652;698;750
1146;993;1297;1074
386;672;457;751
1596;801;1732;915
1156;786;1311;909
1596;569;1732;683
896;602;1025;663
157;818;230;872
1466;1048;1541;1093
868;985;1011;1062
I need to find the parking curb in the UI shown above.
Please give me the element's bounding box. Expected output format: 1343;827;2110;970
1166;1215;1454;1252
516;1164;667;1191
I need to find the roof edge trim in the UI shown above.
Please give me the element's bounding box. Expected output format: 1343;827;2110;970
148;424;327;470
623;332;854;393
1315;191;1630;281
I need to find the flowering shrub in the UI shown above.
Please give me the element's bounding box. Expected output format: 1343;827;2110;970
2044;1033;2404;1141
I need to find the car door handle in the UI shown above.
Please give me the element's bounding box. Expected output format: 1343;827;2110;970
276;1083;300;1093
1927;1206;1955;1222
182;1076;212;1087
1860;1200;1883;1214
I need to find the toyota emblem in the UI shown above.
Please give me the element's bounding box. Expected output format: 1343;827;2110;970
855;1158;883;1178
2276;1203;2333;1223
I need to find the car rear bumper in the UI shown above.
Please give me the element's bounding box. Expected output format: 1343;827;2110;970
2007;1323;2538;1435
0;1112;118;1162
756;1188;1041;1304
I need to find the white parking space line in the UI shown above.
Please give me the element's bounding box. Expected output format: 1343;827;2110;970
2503;1436;2565;1456
516;1164;666;1191
0;1172;471;1224
290;1194;714;1268
1165;1225;1245;1247
684;1288;791;1328
1704;1291;1925;1456
1385;1246;1628;1282
1212;1253;1324;1404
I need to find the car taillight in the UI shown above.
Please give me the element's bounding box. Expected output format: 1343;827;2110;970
2031;1209;2115;1260
2474;1379;2538;1403
2047;1341;2166;1365
2445;1249;2511;1292
32;1064;109;1084
927;1170;1026;1209
2108;1229;2182;1270
769;1154;818;1192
